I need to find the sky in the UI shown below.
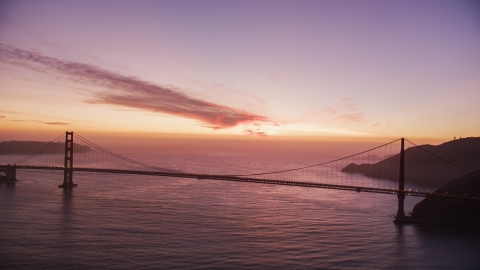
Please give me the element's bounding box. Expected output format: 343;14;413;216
0;0;479;145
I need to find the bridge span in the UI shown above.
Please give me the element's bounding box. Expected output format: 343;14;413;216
3;164;429;197
1;131;477;223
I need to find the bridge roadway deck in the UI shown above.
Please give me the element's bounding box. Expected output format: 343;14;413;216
2;164;433;197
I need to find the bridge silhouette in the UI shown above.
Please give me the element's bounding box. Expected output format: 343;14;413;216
0;132;477;223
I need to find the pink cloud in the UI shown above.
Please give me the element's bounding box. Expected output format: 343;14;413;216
0;44;274;130
337;113;365;123
244;129;268;137
336;98;365;123
6;119;70;125
307;99;365;123
42;121;70;126
319;108;338;117
270;72;283;82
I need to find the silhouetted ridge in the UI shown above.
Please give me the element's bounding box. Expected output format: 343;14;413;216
341;137;480;186
411;168;480;228
432;169;480;197
0;141;91;155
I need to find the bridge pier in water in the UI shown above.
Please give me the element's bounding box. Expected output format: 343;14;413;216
0;164;17;182
7;165;16;181
58;131;77;189
394;138;410;224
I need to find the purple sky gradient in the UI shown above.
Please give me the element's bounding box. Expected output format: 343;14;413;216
0;0;479;139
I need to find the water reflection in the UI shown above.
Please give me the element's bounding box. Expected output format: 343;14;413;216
394;224;405;242
0;180;16;199
390;224;410;269
62;188;74;224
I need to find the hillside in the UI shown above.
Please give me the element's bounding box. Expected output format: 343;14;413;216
411;169;480;228
0;141;91;155
341;137;480;187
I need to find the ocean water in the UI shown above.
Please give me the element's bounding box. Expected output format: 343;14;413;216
1;151;479;269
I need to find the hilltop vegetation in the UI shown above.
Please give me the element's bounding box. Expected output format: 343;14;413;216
0;141;91;155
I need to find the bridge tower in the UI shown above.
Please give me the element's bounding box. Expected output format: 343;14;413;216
394;138;407;223
58;131;77;188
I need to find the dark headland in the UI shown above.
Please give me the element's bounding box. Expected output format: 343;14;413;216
411;169;480;228
341;137;480;186
0;141;91;155
342;137;480;228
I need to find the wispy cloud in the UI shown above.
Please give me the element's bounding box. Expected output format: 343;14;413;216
337;112;364;123
0;44;274;130
0;110;77;126
283;123;374;136
0;109;35;116
307;98;365;123
336;98;365;123
315;108;338;118
7;119;26;122
42;121;70;126
6;119;70;126
244;129;268;137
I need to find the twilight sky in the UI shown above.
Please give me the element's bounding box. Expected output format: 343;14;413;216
0;0;479;142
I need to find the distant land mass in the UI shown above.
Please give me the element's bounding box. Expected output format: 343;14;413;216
341;137;480;186
411;168;480;228
0;141;91;155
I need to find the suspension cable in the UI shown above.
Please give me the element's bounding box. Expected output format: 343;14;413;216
232;138;401;176
15;133;65;164
404;139;470;173
75;134;178;172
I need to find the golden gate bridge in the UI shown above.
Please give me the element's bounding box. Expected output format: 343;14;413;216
0;132;477;223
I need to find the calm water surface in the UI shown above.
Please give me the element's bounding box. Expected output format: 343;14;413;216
1;151;479;269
